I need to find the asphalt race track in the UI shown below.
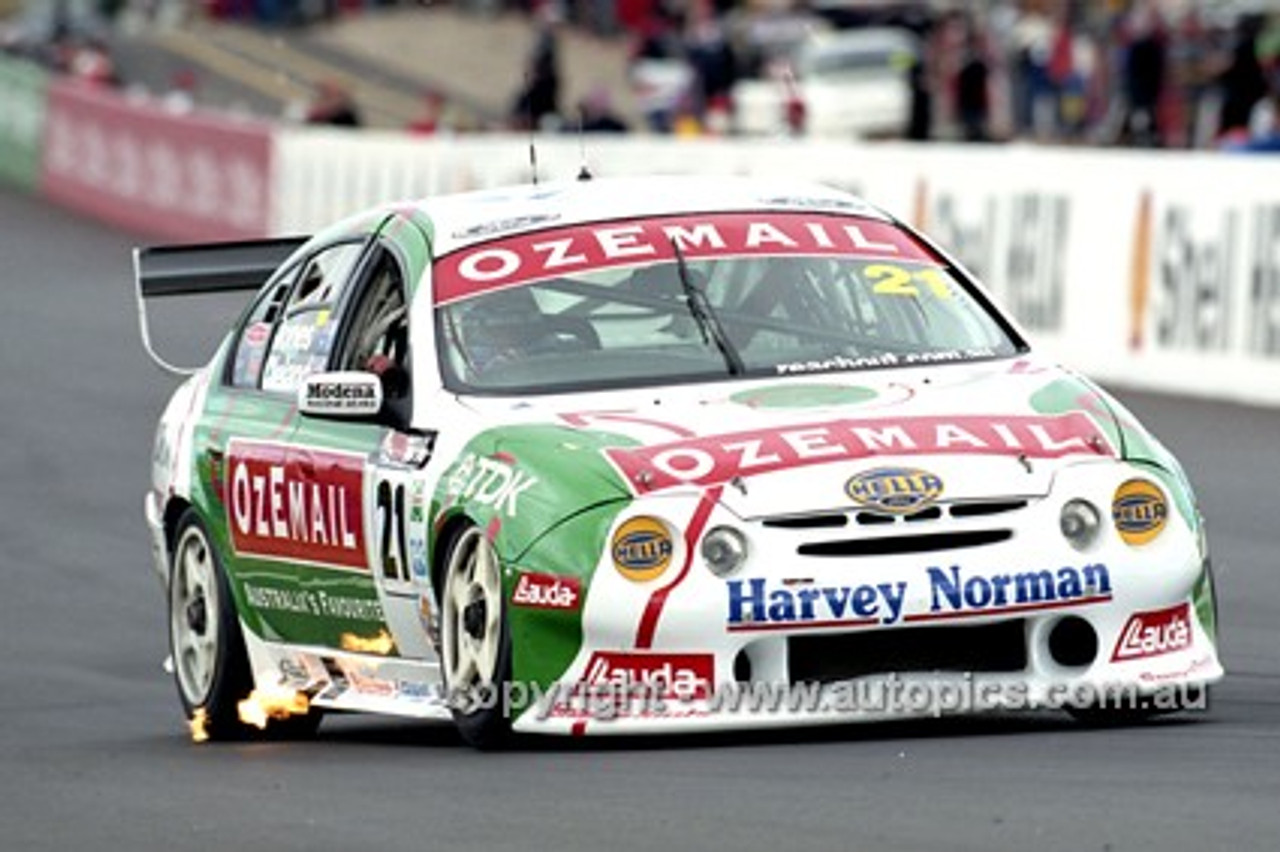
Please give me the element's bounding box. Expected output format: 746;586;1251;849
1;188;1277;852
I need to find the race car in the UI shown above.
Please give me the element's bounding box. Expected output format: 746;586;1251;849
136;174;1222;748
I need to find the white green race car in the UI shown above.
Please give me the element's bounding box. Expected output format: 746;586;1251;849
137;174;1222;748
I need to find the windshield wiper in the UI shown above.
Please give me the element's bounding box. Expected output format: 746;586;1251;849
669;239;744;376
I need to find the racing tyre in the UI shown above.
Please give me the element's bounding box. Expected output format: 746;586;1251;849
168;509;323;741
440;524;513;750
169;509;253;740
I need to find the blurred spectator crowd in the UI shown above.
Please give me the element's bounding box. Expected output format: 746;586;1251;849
5;0;1280;152
509;0;1280;151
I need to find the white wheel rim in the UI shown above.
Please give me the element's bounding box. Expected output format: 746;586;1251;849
441;528;503;701
170;525;220;706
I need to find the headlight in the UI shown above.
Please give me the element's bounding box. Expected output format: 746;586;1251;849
701;526;748;577
1060;499;1102;551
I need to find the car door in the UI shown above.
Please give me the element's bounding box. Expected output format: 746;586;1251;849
288;216;438;662
203;234;376;654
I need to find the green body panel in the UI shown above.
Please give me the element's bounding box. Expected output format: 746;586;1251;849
729;383;879;409
431;424;638;688
432;424;635;564
507;503;628;693
230;561;386;647
312;208;390;246
1029;375;1123;453
1193;565;1217;642
379;213;433;298
0;56;48;191
192;383;389;649
1030;376;1198;530
178;212;436;652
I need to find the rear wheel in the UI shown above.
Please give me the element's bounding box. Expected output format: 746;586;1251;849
440;525;513;749
168;509;322;740
169;509;253;740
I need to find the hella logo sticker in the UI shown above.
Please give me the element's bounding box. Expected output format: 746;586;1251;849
1112;479;1168;545
611;517;674;582
845;467;943;513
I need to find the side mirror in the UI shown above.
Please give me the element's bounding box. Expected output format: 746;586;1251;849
297;371;384;419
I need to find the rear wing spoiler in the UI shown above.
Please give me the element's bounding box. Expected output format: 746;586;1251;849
132;237;307;376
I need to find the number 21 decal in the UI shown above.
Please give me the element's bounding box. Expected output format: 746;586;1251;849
376;477;410;584
866;264;951;299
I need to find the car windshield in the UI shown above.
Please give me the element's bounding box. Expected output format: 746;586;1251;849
434;211;1022;394
797;31;919;78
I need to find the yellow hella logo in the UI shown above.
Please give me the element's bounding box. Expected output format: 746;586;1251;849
612;517;674;582
1112;479;1168;545
845;467;944;513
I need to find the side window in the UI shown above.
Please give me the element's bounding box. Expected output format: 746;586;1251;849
230;266;296;389
261;243;364;395
335;249;410;400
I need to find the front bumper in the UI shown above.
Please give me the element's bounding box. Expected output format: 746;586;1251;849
513;460;1224;735
143;490;169;591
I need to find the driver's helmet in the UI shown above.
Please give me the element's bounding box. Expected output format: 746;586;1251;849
454;286;547;373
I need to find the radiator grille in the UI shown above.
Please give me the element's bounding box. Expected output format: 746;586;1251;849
788;619;1028;685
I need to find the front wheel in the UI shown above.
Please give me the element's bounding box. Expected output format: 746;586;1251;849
440;525;513;749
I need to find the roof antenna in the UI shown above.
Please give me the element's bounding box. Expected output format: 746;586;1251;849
521;68;539;185
576;108;592;181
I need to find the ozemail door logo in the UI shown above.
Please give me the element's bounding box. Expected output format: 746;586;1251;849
606;413;1108;494
1111;603;1192;662
846;467;943;513
727;564;1113;631
226;440;366;570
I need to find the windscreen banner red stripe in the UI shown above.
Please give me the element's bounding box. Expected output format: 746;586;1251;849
434;213;936;304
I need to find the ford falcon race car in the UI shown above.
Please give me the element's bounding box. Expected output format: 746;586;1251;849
137;174;1221;748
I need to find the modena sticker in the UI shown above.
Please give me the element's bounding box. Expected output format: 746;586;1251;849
727;563;1112;631
608;413;1109;494
434;212;934;303
226;440;366;570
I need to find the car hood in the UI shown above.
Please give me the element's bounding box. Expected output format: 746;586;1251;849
455;356;1122;521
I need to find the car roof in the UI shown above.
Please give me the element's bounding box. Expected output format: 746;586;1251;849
406;174;890;258
798;26;920;59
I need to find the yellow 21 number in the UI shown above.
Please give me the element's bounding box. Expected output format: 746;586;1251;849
866;265;951;299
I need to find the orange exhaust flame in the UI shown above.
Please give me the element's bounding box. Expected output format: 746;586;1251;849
236;688;311;730
189;708;210;743
340;629;396;656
